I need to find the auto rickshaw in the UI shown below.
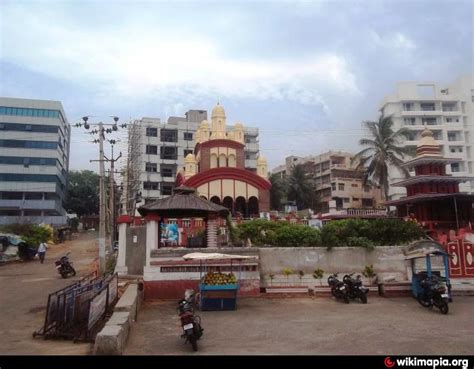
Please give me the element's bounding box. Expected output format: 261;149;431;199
405;240;453;307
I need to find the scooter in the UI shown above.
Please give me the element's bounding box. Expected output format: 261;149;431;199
54;251;76;279
327;273;350;303
343;273;369;304
177;289;203;351
417;275;449;314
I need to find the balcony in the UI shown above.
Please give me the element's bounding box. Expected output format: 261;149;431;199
0;215;67;225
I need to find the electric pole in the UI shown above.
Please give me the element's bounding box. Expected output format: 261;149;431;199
104;138;122;252
75;116;126;276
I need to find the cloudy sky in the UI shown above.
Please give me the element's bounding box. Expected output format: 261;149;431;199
1;0;473;173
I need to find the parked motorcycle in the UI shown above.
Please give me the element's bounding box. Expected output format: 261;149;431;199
417;275;449;314
177;289;203;351
327;273;350;303
343;273;369;303
54;251;76;278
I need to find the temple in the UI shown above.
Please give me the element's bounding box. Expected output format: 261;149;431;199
180;103;271;217
386;127;474;237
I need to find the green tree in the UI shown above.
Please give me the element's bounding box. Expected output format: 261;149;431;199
287;164;315;210
269;173;287;211
65;170;100;216
353;116;413;201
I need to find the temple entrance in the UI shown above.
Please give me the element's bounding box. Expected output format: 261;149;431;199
210;196;221;205
223;196;233;213
235;196;247;217
248;196;259;217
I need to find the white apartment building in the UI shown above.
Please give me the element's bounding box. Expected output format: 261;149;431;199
272;151;383;212
0;97;70;225
380;75;474;200
128;109;260;202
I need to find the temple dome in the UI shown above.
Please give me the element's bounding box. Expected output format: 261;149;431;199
211;103;226;118
416;127;441;157
185;153;196;162
199;120;209;129
257;155;267;164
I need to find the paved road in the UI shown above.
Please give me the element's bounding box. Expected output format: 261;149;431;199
0;231;98;355
125;296;474;355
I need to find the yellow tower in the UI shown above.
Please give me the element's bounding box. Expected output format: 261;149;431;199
256;155;268;178
211;103;226;139
233;123;245;144
184;153;197;179
199;120;210;143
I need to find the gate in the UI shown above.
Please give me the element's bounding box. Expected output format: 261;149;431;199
446;239;474;278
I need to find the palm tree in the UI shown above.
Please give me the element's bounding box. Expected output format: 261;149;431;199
353;115;413;201
287;164;315;210
269;173;287;211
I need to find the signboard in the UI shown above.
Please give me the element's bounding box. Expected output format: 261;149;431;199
308;219;323;229
161;223;178;243
87;288;107;330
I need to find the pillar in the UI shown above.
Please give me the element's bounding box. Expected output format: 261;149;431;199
115;214;133;276
145;213;160;267
206;213;218;248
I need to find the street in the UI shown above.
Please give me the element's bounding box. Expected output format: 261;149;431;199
125;296;474;355
0;231;98;355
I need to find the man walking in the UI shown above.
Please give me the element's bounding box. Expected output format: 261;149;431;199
38;241;48;264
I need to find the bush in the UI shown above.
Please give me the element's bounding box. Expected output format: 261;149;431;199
236;220;321;247
321;218;424;248
0;223;54;249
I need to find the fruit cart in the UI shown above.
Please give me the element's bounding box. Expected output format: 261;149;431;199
182;252;255;311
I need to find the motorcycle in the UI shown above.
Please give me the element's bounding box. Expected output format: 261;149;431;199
417;275;449;314
54;251;76;279
327;273;350;303
177;289;203;351
343;273;369;304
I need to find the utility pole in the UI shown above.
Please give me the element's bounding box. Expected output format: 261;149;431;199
75;116;126;276
104;140;122;252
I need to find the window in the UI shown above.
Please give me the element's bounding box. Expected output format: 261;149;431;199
0;156;57;166
145;162;157;172
0;140;58;149
183;149;193;157
422;117;437;125
161;167;174;177
338;183;345;191
0;107;63;121
448;133;458;142
446;118;452;123
0;173;60;183
146;127;157;137
161;184;173;196
245;154;250;160
420;103;435;111
402;103;414;111
145;145;157;155
351;184;358;188
451;163;460;173
160;129;178;142
182;219;191;228
353;197;359;201
160;146;177;160
23;158;30;167
183;132;193;141
343;198;350;203
404;118;416;126
143;181;159;190
331;183;336;191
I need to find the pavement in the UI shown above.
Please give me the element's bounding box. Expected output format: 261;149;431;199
125;296;474;355
0;231;99;355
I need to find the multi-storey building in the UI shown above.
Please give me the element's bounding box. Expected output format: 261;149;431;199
379;75;474;200
272;151;383;212
0;97;70;225
128;108;260;203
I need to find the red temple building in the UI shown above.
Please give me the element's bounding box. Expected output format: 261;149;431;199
386;127;474;234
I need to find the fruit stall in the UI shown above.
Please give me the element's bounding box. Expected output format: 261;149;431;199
182;252;255;311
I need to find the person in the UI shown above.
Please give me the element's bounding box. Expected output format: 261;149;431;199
38;241;48;264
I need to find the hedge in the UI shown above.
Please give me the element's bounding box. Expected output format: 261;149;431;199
235;218;425;249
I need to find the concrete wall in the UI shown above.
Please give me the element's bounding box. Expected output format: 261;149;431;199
126;226;147;275
259;246;412;285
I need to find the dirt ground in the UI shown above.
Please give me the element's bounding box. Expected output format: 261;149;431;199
0;231;99;355
125;296;474;355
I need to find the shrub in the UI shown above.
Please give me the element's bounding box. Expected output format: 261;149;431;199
236;220;321;247
362;265;376;278
313;268;324;286
0;223;53;249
